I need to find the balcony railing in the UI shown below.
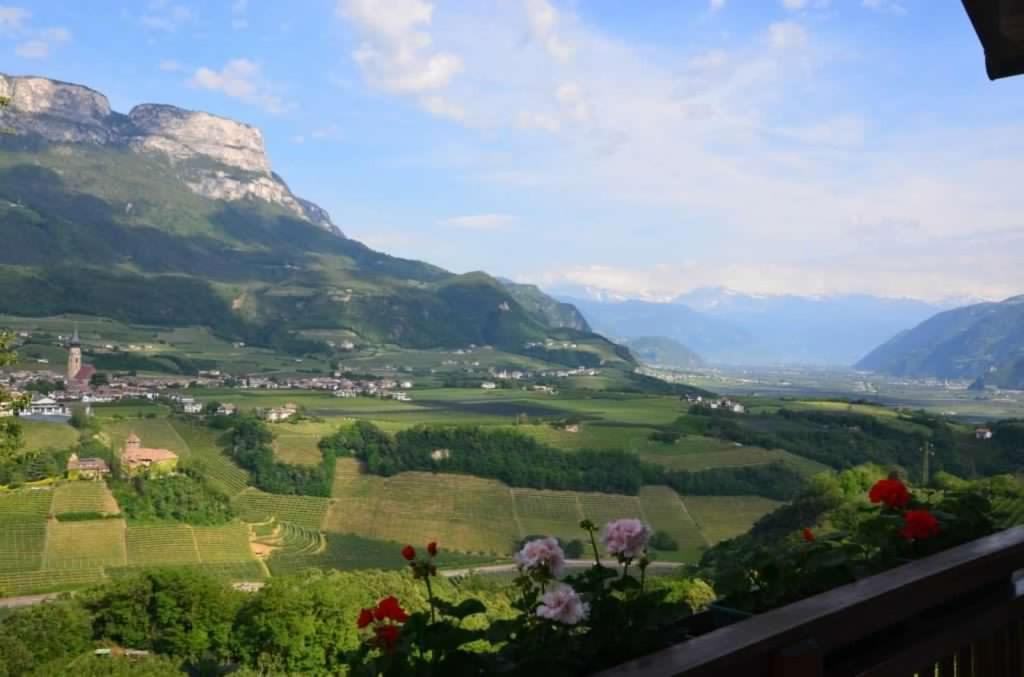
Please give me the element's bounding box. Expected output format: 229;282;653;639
597;526;1024;677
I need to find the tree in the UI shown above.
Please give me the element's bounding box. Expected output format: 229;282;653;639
0;600;93;677
649;530;679;551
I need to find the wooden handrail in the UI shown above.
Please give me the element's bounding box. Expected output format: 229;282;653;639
595;526;1024;677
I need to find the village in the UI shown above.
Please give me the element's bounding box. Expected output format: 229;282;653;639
0;328;606;423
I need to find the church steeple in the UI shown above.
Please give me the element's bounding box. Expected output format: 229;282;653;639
70;324;80;347
67;324;82;382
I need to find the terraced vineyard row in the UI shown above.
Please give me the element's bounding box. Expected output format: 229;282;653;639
232;489;329;531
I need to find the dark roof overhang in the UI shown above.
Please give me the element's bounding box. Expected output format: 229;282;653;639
963;0;1024;79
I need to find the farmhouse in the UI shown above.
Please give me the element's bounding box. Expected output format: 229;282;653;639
181;399;203;414
66;453;110;480
481;381;497;390
976;427;994;440
120;432;178;477
264;403;298;422
217;403;237;416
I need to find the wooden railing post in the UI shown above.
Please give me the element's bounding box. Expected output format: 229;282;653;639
772;639;823;677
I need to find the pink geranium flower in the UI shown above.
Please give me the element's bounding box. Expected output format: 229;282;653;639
536;583;589;625
515;536;566;578
602;518;652;559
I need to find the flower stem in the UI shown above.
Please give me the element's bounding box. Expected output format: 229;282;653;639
424;572;437;624
588;528;601;566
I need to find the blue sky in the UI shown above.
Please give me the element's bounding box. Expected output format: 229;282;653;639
2;0;1023;302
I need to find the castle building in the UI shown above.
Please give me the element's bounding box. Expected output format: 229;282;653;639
120;432;178;477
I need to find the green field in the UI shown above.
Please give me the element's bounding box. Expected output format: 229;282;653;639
51;482;120;515
640;438;829;477
105;418;190;457
684;496;785;543
18;420;78;453
0;484;261;595
273;431;324;466
232;489;329;530
320;459;764;561
170;421;250;496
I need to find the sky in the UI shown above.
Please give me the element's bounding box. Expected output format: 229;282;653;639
2;0;1023;303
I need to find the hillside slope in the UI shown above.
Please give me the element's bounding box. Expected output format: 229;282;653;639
0;73;612;362
623;336;705;369
856;296;1024;387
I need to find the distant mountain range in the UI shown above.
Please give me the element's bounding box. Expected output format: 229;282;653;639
621;336;705;370
856;295;1024;389
0;72;623;365
558;287;948;367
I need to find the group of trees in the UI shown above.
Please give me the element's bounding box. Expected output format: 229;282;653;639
678;406;987;479
110;470;234;525
321;421;805;500
223;417;335;497
0;566;714;676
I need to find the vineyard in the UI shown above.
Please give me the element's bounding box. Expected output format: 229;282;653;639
232;489;329;530
322;459;764;560
50;482;120;515
170;421;250;496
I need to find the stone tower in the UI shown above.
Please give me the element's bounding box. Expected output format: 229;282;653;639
67;326;82;381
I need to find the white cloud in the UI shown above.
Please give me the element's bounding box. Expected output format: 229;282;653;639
419;94;465;121
767;21;807;49
440;213;515;230
159;59;183;72
14;39;46;58
141;3;194;32
188;59;290;113
782;0;830;9
2;8;71;59
0;5;28;34
525;0;573;63
339;0;463;97
556;82;590;122
782;0;807;8
517;111;561;133
709;0;726;11
862;0;907;14
333;2;1024;300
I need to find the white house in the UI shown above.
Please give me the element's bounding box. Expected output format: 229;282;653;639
481;382;497;390
26;396;70;417
182;400;203;415
976;427;994;440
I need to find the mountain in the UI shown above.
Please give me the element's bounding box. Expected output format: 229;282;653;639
560;287;945;366
621;337;704;370
672;287;946;366
498;279;590;331
0;73;618;362
559;296;752;359
856;296;1024;388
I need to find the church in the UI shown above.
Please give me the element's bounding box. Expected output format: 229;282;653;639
66;327;96;391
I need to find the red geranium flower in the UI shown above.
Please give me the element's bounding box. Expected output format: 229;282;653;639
357;608;375;629
401;544;416;561
374;596;410;623
802;528;815;542
900;510;940;541
374;624;401;651
869;478;911;509
427;541;438;557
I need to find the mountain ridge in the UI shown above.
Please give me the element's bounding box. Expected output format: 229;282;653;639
856;295;1024;388
0;72;616;364
0;72;339;233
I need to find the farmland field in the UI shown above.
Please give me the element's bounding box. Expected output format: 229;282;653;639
273;432;323;466
640;441;829;478
44;518;128;569
320;459;774;561
684;495;785;544
231;489;329;530
18;420;78;453
170;421;250;496
51;481;120;515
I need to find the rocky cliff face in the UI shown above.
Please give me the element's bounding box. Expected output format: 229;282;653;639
0;73;340;234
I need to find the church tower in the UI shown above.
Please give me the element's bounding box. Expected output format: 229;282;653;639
67;326;82;382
